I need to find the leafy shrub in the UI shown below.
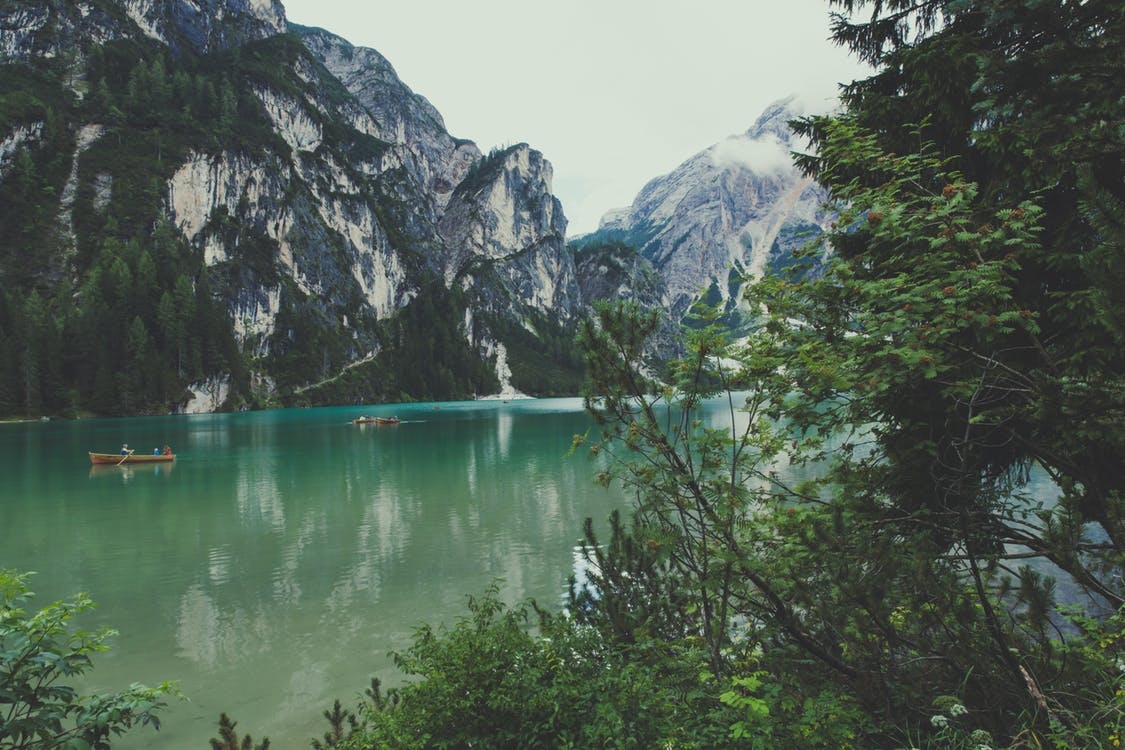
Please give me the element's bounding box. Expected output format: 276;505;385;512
0;569;176;749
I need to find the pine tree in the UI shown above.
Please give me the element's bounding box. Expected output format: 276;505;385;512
793;0;1125;606
209;713;269;750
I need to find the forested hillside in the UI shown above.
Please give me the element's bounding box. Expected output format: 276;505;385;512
0;2;583;419
0;41;252;416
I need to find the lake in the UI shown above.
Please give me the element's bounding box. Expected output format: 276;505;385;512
0;398;633;749
0;395;1072;749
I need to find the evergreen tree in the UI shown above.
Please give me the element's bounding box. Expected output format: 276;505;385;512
741;0;1125;742
17;290;47;416
793;0;1124;607
208;713;269;750
568;3;1124;744
0;292;18;413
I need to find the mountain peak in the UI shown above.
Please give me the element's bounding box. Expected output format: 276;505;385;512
126;0;288;54
592;97;828;320
0;0;289;63
747;95;802;135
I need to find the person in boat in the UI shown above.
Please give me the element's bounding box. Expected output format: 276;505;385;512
120;443;131;456
162;445;172;456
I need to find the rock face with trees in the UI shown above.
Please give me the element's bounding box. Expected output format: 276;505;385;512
0;1;834;419
591;96;832;323
0;0;582;416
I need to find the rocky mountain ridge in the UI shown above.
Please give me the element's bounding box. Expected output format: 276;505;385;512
590;96;830;322
0;0;828;416
0;0;585;412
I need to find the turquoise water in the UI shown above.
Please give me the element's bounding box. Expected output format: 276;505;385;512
0;399;629;749
0;396;1071;748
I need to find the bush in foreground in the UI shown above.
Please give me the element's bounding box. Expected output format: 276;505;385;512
0;569;176;750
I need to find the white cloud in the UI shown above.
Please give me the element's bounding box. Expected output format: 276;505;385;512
710;134;795;176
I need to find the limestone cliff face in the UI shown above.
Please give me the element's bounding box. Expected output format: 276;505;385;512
164;143;410;356
438;145;576;323
0;0;285;62
120;0;286;54
1;1;833;410
298;28;479;215
0;0;583;405
597;98;830;321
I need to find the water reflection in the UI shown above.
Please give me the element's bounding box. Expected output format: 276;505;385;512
496;408;513;459
0;396;1084;750
176;573;280;672
88;462;174;480
1;399;631;750
466;444;478;495
207;545;233;585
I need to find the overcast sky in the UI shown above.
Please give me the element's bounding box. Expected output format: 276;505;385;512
279;0;871;235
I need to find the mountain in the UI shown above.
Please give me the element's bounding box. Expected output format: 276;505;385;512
0;0;582;416
578;97;831;326
0;1;828;419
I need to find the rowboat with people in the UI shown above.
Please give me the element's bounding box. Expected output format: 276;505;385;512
90;443;175;465
88;452;175;463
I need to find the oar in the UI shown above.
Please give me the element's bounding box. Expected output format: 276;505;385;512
116;449;134;466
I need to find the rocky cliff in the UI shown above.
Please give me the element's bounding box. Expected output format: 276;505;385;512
0;0;583;413
592;97;831;323
0;0;287;61
0;1;831;417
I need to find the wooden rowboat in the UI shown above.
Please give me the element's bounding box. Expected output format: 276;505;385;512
89;451;175;465
352;416;400;425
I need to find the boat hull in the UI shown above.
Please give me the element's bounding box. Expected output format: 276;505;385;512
89;452;175;465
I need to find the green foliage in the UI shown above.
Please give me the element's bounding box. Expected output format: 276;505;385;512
335;584;730;750
208;713;270;750
0;217;245;417
575;300;845;678
376;281;496;401
279;279;502;406
484;310;584;396
767;0;1123;742
568;220;664;259
1042;606;1125;750
0;34;275;416
0;569;176;749
0;66;74;127
720;673;772;744
792;0;1124;609
0;67;74;292
311;678;397;749
797;0;1125;541
567;287;1123;746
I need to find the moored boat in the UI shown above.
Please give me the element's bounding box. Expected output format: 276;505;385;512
89;451;175;465
352;416;400;425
